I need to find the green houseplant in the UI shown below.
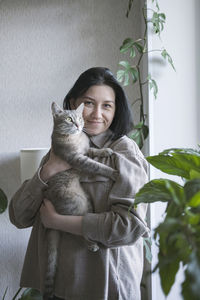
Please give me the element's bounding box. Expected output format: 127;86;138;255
135;147;200;300
117;0;175;149
3;287;42;300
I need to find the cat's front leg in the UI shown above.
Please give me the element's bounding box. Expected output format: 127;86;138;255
88;147;114;158
87;241;100;252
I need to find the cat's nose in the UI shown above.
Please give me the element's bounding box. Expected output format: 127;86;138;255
75;123;81;131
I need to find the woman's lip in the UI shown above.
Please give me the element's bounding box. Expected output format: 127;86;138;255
87;120;103;124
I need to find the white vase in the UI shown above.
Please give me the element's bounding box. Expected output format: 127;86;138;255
20;148;49;183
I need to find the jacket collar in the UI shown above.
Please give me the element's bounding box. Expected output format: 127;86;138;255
89;129;114;148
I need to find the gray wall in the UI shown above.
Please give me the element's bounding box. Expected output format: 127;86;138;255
0;0;144;297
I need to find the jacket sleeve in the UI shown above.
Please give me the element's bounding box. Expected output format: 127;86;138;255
9;157;49;229
82;140;149;248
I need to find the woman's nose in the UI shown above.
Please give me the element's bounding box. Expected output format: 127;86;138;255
92;106;101;118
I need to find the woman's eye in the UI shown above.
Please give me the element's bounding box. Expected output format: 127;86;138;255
84;101;93;106
104;104;111;108
66;117;72;122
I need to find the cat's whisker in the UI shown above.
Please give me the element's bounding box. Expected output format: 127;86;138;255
82;127;89;134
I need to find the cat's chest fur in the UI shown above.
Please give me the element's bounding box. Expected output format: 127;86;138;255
53;131;90;154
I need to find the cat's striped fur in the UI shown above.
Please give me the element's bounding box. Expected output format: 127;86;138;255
43;102;117;298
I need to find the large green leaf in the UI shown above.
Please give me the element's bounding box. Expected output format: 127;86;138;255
184;179;200;207
155;217;182;251
118;60;131;69
156;218;195;296
143;237;152;264
189;169;200;179
147;148;200;180
151;0;160;10
147;155;189;178
120;38;135;53
188;191;200;207
148;74;158;99
129;67;139;83
161;49;176;71
159;256;180;296
156;219;188;295
142;124;149;140
160;148;200;156
184;178;200;200
117;61;138;86
150;12;166;35
135;179;184;205
128;122;149;149
129;128;143;149
0;188;8;213
134;41;143;53
120;38;144;57
18;288;42;300
126;0;134;18
182;250;200;300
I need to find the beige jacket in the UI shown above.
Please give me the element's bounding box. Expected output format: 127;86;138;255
9;130;149;300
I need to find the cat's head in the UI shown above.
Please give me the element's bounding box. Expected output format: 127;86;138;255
51;102;85;135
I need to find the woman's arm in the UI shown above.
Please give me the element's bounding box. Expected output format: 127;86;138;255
81;141;150;248
40;150;71;181
40;141;149;247
40;199;83;236
9;150;71;228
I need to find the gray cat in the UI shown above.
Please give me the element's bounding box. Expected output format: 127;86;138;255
43;102;117;298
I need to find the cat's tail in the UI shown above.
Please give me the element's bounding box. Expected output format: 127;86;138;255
44;229;60;298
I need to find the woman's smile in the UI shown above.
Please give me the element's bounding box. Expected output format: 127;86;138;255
75;85;116;136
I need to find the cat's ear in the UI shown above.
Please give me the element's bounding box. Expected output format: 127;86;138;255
76;103;84;115
51;102;63;117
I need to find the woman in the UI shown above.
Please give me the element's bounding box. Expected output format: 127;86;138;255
9;67;149;300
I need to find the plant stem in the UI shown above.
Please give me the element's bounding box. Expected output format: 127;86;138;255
12;287;22;300
137;67;144;123
141;80;148;85
2;287;8;300
136;4;148;124
144;49;163;54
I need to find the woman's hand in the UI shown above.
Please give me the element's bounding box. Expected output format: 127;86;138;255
40;199;58;229
40;199;83;235
40;149;71;181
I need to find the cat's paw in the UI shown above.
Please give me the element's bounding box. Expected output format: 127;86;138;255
99;148;114;157
87;243;99;252
110;170;119;181
87;148;114;158
97;148;114;157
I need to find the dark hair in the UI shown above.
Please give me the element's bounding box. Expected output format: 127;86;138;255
63;67;133;140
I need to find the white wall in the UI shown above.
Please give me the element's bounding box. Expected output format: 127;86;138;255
0;0;143;298
148;0;200;299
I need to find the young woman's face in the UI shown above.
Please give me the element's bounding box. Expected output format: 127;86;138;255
74;85;116;136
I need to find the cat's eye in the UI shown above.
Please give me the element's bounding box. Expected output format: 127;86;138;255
66;117;72;122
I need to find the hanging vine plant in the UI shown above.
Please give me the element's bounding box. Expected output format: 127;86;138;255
117;0;175;149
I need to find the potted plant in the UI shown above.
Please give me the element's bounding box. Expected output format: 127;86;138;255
135;147;200;300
